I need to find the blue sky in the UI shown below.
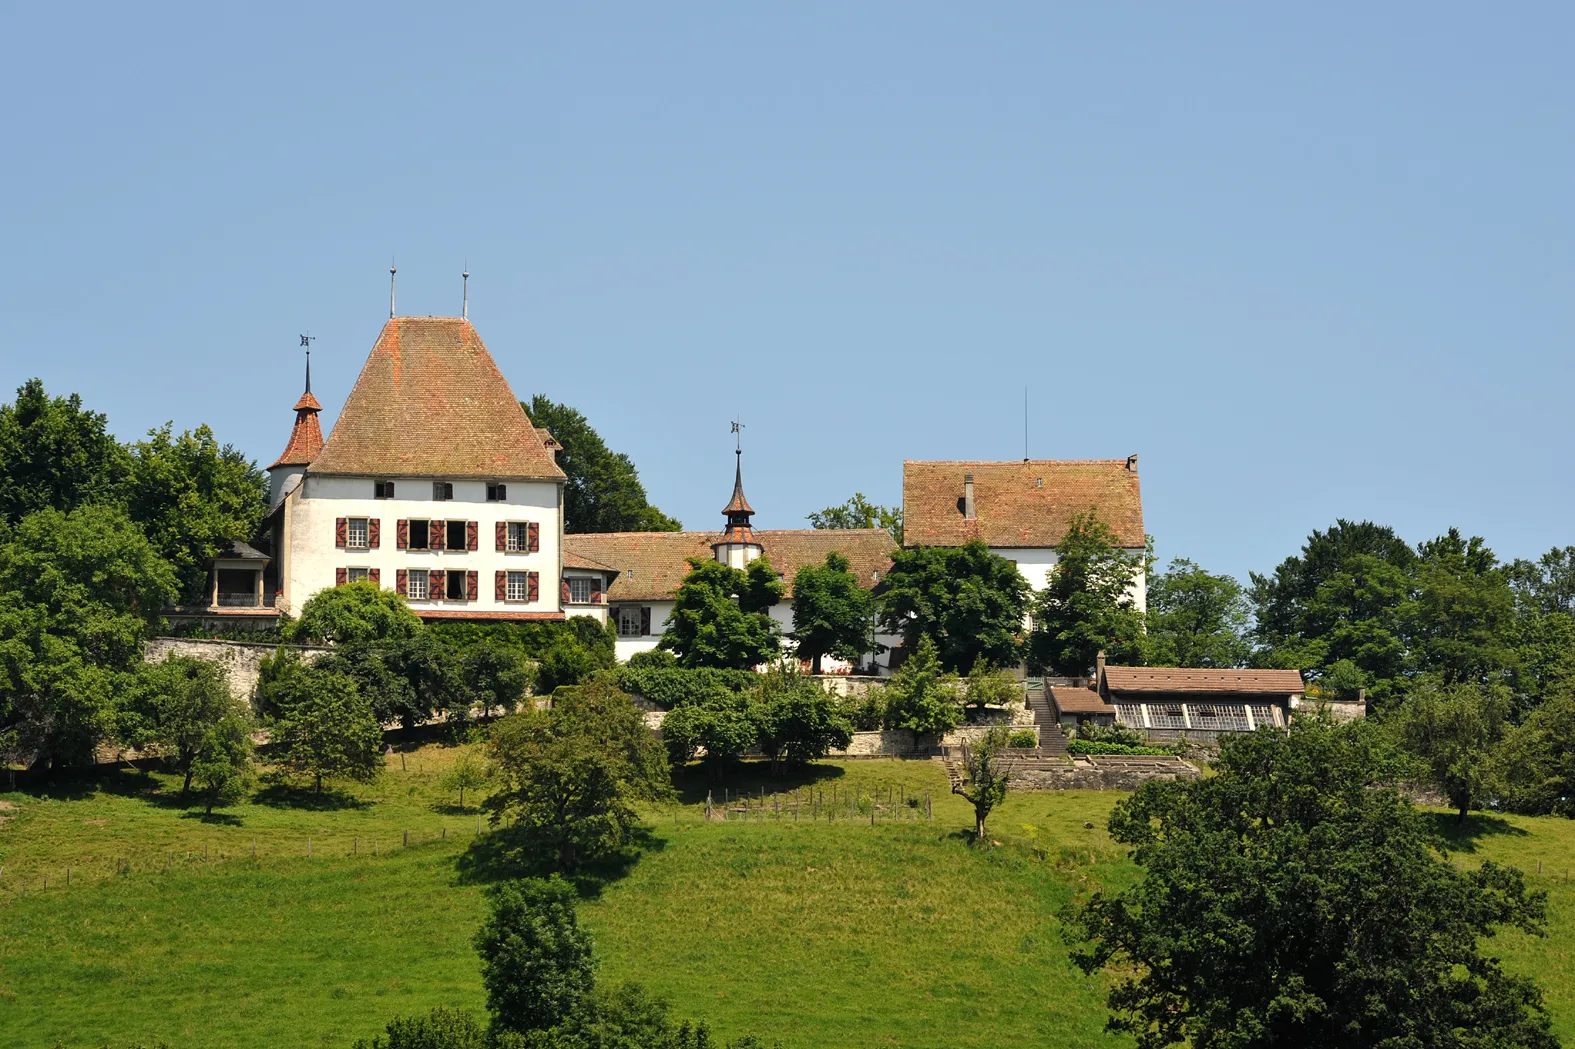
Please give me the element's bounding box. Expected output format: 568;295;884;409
2;4;1570;583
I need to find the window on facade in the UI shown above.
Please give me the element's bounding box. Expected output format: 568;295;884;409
374;481;395;499
409;520;430;550
407;569;429;600
486;483;507;502
446;520;467;550
568;577;593;603
1148;704;1187;730
506;521;530;552
1249;704;1280;729
346;567;370;584
345;517;370;550
433;481;454;501
506;571;531;602
618;606;643;638
447;571;467;600
1113;703;1143;728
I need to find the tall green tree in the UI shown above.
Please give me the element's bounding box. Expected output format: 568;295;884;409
474;876;595;1035
124;423;269;602
265;664;384;793
1402;529;1517;688
660;688;759;777
878;541;1027;673
1498;692;1575;817
0;378;130;523
1508;546;1575;615
752;668;853;775
1249;520;1415;702
188;712;255;815
463;640;533;719
880;635;963;738
1145;558;1250;668
1066;719;1557;1049
526;396;680;533
1392;679;1512;823
0;504;177;768
485;678;670;871
1029;512;1146;675
790;552;876;673
125;654;243;797
289;582;424;646
659;557;784;670
807;492;903;545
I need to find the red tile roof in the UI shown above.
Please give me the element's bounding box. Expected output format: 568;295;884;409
269;406;325;470
903;459;1144;549
1102;667;1305;695
310;317;566;481
1050;686;1114;714
563;529;896;603
562;549;619;573
416;610;567;622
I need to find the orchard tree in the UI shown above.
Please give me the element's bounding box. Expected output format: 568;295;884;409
266;664;384;793
1030;511;1146;675
0;503;177;768
660;557;784;670
526;395;680;533
752;668;853;775
124;423;269;603
0;378;130;522
485;678;669;871
961;658;1020;717
1392;679;1511;823
125;654;243;798
474;875;595;1035
1145;558;1250;668
464;640;533;718
880;636;962;738
952;726;1014;842
189;713;255;815
1066;719;1556;1049
440;751;489;808
808;492;903;544
660;688;759;776
790;552;876;673
878;541;1027;673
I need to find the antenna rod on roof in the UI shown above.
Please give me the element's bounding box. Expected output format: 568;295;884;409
1023;385;1029;462
389;259;397;318
462;264;469;321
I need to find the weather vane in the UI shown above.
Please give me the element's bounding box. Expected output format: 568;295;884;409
731;417;744;453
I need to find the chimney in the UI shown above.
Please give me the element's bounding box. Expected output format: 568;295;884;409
963;473;975;520
1095;649;1107;686
1125;454;1139;473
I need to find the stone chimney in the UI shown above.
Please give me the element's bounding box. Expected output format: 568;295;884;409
1095;649;1107;688
963;473;975;520
1125;454;1139;473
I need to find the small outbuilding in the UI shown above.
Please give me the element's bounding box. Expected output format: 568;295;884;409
1048;685;1116;732
1098;666;1306;741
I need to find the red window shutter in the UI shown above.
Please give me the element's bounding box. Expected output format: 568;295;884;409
495;571;508;601
335;518;347;548
396;569;408;596
430;569;446;597
495;521;507;552
368;519;381;549
335;567;348;586
527;572;539;603
467;521;479;551
368;568;381;586
560;578;572;603
590;588;602;604
639;607;652;635
430;520;446;551
466;570;478;601
527;521;540;553
397;519;409;550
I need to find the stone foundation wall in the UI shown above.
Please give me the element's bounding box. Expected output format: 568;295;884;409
144;637;330;706
1012;761;1201;791
829;730;919;758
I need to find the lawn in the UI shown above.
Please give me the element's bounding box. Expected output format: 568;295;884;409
1;747;1571;1048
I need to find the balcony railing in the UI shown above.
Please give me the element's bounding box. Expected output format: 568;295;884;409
215;593;274;608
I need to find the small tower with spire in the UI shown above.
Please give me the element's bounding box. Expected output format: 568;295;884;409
713;422;763;569
267;346;325;509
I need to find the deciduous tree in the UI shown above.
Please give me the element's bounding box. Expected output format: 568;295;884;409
878;541;1027;673
660;557;784;670
1392;679;1512;823
790;552;876;673
1066;719;1556;1049
474;876;595;1035
1029;512;1146;675
289;581;425;646
952;726;1014;841
880;636;962;738
526;396;680;533
440;751;489;808
752;668;853;775
0;378;130;523
1145;558;1250;668
1498;692;1575;817
189;712;254;815
266;664;384;793
125;654;242;797
807;492;902;545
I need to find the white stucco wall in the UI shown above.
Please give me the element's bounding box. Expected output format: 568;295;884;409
279;474;562;617
989;545;1147;613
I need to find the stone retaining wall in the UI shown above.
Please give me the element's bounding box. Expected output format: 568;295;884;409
1012;760;1200;791
144;637;331;706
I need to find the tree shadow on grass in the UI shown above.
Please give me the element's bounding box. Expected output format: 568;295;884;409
179;810;245;827
252;783;371;811
670;759;846;806
1424;810;1530;853
7;761;165;803
432;802;483;816
453;825;664;900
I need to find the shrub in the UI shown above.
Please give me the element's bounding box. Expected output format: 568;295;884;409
613;665;756;709
1067;739;1176;756
625;649;677;670
842;687;886;731
474;877;594;1034
1075;722;1147;748
1007;730;1038;748
351;1006;487;1049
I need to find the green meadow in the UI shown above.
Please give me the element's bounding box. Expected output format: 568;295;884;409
1;747;1571;1049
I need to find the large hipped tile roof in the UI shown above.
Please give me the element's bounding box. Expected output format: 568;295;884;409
564;529;896;602
1102;667;1305;695
309;317;565;481
903;459;1144;549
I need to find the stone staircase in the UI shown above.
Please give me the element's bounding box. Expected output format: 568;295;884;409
1024;678;1068;758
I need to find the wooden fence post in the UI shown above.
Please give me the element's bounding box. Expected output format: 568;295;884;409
307;838;312;858
403;830;408;847
354;836;358;856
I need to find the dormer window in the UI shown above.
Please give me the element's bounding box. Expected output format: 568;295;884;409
433;481;454;501
486;483;507;502
374;480;396;499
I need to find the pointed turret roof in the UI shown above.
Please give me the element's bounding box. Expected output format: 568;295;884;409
721;451;754;515
309;317;565;480
269;355;325;470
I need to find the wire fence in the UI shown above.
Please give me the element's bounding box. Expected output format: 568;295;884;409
691;783;934;824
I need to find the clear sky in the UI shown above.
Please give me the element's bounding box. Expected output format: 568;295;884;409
2;4;1570;584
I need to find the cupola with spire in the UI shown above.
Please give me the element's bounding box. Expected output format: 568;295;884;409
712;448;764;569
267;351;325;508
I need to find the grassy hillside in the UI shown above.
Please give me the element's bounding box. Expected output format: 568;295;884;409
0;748;1571;1048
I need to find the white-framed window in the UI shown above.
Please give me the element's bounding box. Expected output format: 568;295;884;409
506;521;533;552
618;606;643;638
506;571;531;602
347;567;370;584
345;517;370;550
433;481;454;501
568;577;593;603
407;569;429;600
